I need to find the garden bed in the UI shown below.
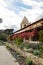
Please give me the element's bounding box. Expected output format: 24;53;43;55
7;45;36;65
7;47;26;65
6;43;43;65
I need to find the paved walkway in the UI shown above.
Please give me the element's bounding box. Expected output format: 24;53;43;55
0;46;19;65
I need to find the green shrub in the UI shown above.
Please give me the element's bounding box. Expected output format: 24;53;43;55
25;43;39;49
26;44;30;49
25;58;33;65
6;43;10;49
39;30;43;42
0;42;5;46
24;48;33;53
15;38;23;46
38;45;43;50
33;50;40;56
39;46;43;53
19;44;24;49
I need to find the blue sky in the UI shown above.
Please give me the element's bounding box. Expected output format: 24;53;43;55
0;0;43;30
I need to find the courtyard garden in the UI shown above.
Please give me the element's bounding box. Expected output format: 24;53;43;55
6;40;43;65
0;29;43;65
5;30;43;65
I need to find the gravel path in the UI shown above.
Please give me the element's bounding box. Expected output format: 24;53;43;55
0;46;19;65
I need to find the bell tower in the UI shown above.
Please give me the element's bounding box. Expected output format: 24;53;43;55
20;16;30;29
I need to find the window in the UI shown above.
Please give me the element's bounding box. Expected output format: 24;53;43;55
24;24;26;27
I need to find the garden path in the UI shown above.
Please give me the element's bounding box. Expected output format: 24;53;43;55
0;46;19;65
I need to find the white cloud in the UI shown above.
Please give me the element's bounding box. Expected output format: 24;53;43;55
0;0;22;30
0;0;7;7
22;0;43;8
19;7;42;23
20;0;43;22
0;0;43;30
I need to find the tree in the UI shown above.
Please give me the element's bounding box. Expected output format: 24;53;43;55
39;30;43;42
4;29;14;35
0;33;8;41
